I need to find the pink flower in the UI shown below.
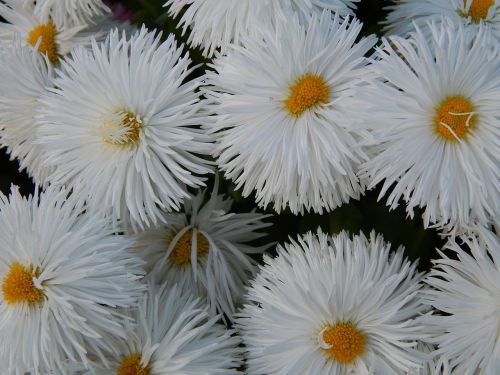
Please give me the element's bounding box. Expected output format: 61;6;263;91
104;0;133;21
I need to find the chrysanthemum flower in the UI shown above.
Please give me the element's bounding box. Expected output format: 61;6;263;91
424;226;500;374
384;0;500;42
0;0;115;65
0;186;144;374
359;21;499;231
237;230;428;374
204;12;376;214
87;282;242;374
36;28;213;230
164;0;360;56
34;0;110;27
0;40;53;184
133;186;272;319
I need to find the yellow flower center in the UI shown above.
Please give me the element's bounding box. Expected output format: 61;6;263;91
462;0;494;22
434;96;476;141
285;73;329;116
319;322;365;364
101;111;143;146
1;263;43;305
169;229;209;267
26;22;58;64
116;354;149;375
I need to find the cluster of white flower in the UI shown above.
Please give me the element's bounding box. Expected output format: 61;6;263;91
0;0;498;374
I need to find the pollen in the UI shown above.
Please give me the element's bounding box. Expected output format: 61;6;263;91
116;354;149;375
319;322;365;364
101;111;143;146
1;262;43;305
169;229;209;267
462;0;494;23
285;73;329;116
434;96;476;141
26;23;58;64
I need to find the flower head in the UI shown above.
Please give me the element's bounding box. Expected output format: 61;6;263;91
0;186;144;374
0;39;53;184
205;12;376;214
384;0;500;42
237;230;428;374
134;185;272;319
424;226;500;374
0;0;116;64
37;27;213;230
164;0;360;56
87;282;243;374
34;0;111;27
359;21;499;231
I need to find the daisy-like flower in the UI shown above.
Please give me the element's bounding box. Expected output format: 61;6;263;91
237;230;428;375
384;0;500;42
0;0;116;65
133;185;272;319
34;0;110;27
37;28;213;230
0;39;53;184
164;0;360;57
359;21;500;231
0;185;144;374
424;226;500;374
87;282;242;374
204;12;376;214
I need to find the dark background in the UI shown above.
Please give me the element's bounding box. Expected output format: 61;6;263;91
0;0;444;270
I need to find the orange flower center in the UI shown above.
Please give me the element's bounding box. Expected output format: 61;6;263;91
116;354;149;375
1;263;43;305
26;23;58;64
319;322;365;364
434;96;476;141
285;73;329;116
169;229;209;266
462;0;494;22
101;111;143;146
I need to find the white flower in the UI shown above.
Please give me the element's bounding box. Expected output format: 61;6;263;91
0;186;145;374
0;39;53;184
36;28;213;230
87;282;242;374
133;185;272;319
164;0;360;57
384;0;500;42
0;0;115;65
34;0;110;27
204;12;376;214
424;226;500;374
237;230;429;375
359;21;500;231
